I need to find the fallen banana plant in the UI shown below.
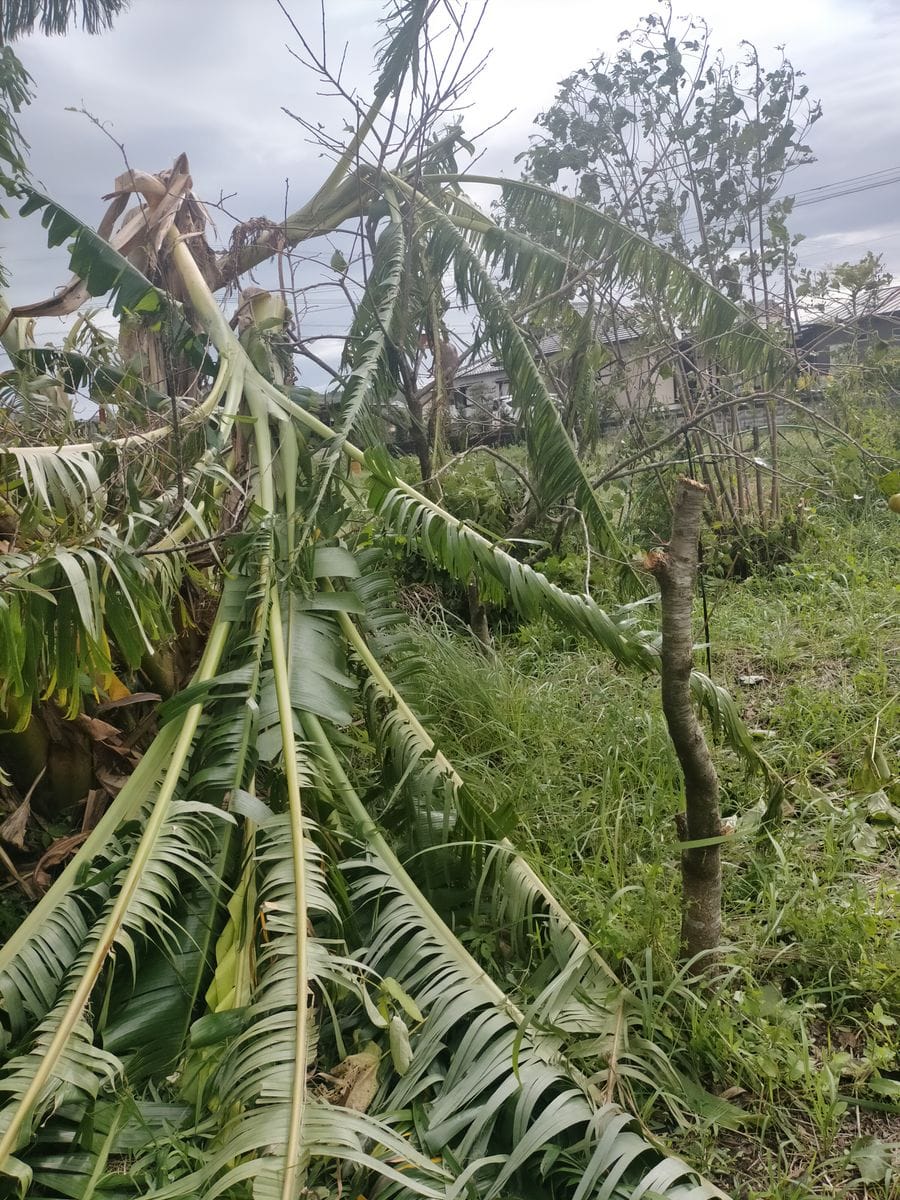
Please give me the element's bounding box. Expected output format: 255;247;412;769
0;3;794;1194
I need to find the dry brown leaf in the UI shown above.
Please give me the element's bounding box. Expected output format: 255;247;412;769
96;692;161;713
33;832;88;891
95;766;129;795
0;764;46;849
0;798;31;849
81;788;108;834
77;715;124;744
321;1050;381;1112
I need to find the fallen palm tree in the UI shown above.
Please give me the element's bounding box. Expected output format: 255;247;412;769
0;3;790;1195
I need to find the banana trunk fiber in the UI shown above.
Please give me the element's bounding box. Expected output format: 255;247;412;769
648;477;722;968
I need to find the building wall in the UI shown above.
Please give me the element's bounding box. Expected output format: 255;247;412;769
451;344;678;440
599;353;677;416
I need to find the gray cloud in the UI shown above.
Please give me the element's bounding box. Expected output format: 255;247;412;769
2;0;898;383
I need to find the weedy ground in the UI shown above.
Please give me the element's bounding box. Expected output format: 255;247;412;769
413;499;899;1199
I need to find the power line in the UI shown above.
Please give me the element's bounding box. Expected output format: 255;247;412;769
792;173;900;208
675;165;900;240
788;164;900;199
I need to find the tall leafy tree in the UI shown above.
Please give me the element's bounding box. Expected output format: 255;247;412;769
515;2;821;533
522;2;820;304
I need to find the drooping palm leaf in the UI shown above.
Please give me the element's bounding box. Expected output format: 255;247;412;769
13;189;178;327
331;185;408;453
0;534;179;719
362;448;778;784
0;604;234;1176
0;0;130;40
0;47;32;224
341;844;725;1200
432;174;791;385
396;175;630;564
0;795;228;1181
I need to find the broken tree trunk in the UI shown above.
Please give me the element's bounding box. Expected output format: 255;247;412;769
647;477;722;968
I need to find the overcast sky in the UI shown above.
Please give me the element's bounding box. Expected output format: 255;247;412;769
4;0;899;382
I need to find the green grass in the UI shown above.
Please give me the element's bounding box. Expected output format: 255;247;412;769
412;501;899;1197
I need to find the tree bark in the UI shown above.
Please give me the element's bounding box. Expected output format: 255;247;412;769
647;477;722;968
466;578;492;653
406;397;438;499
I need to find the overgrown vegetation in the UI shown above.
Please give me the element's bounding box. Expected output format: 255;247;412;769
414;488;898;1197
0;1;896;1198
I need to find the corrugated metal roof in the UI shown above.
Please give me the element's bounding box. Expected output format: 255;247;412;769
870;284;900;316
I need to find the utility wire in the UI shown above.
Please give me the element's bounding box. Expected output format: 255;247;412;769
675;167;900;240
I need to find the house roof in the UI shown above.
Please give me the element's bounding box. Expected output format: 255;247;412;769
870;285;900;317
797;295;900;348
456;322;644;384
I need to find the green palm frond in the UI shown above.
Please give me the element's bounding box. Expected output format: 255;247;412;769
0;47;32;222
157;813;328;1199
0;0;130;39
15;188;167;316
402;177;629;563
434;175;791;385
0;601;234;1176
0;534;178;718
257;599;359;758
350;546;427;688
0;1004;122;1194
484;849;707;1123
293;710;724;1198
363;679;508;844
348;847;725;1200
333;187;407;451
4;445;105;527
372;0;434;97
99;858;232;1085
0;722;181;1028
365;451;778;787
147;811;449;1200
0;793;226;1187
367;448;657;668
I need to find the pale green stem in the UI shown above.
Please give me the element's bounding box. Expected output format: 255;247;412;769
266;590;310;1200
0;612;232;1170
81;1103;125;1200
0;298;20;357
333;602;456;778
148;362;245;554
280;424;298;559
245;379;309;1199
167;231;365;465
